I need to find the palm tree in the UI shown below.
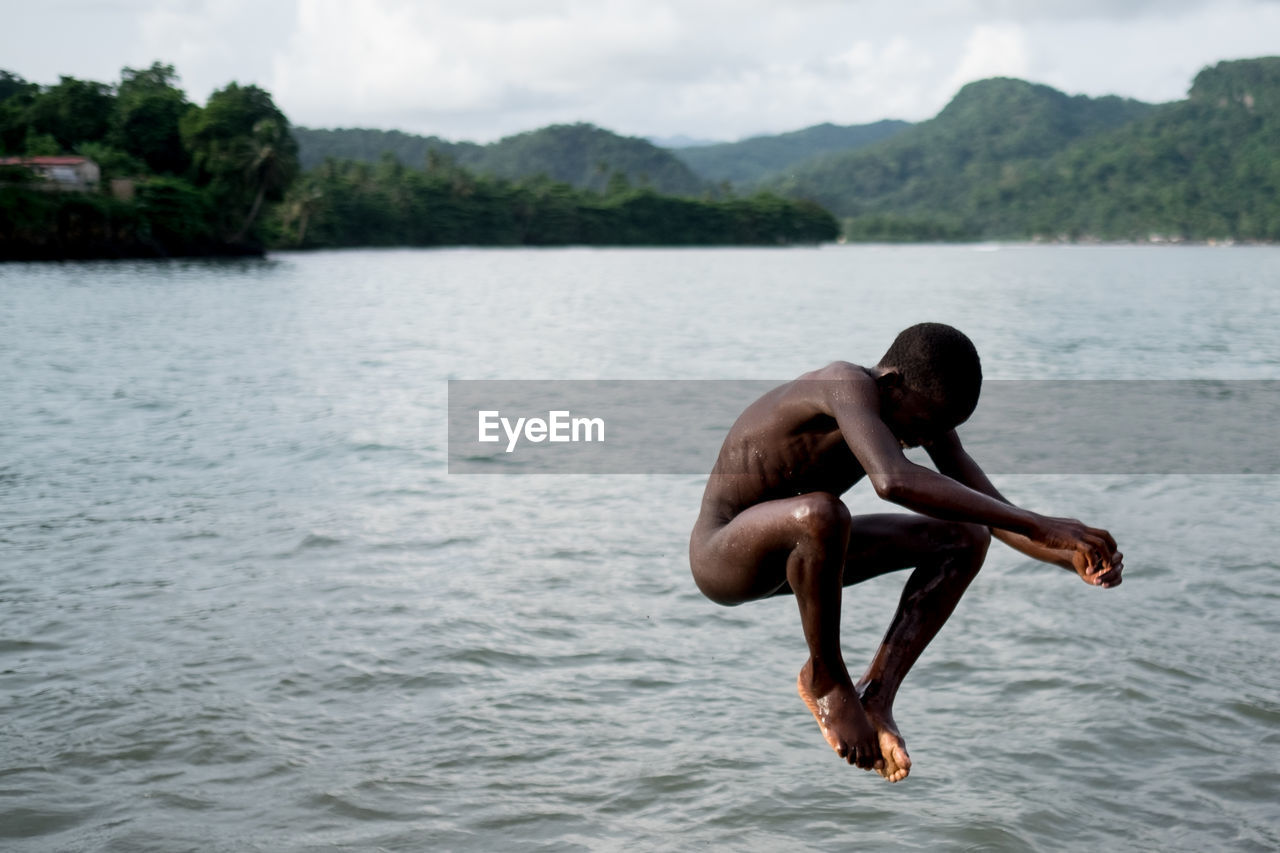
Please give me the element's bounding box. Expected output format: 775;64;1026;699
280;176;324;247
230;117;295;243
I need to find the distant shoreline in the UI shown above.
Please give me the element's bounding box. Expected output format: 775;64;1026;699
8;238;1280;264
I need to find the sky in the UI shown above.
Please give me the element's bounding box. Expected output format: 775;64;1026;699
3;0;1278;143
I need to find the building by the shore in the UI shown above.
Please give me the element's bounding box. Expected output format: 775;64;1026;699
0;156;100;191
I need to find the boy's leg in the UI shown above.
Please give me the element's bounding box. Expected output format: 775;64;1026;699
839;513;992;781
689;492;882;770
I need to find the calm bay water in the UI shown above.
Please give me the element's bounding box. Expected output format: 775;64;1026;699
2;245;1279;851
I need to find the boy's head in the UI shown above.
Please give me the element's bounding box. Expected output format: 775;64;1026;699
876;323;982;443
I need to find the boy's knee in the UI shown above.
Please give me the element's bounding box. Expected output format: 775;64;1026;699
951;521;991;560
926;519;989;558
791;492;851;542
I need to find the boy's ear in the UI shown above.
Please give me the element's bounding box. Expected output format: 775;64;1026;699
875;369;903;391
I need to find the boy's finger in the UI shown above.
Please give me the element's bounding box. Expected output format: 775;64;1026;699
1084;559;1117;580
1078;534;1104;560
1093;527;1117;551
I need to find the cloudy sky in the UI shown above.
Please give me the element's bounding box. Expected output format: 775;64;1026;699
4;1;1278;143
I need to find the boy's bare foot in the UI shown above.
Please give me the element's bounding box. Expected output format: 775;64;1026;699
796;662;883;771
859;697;911;783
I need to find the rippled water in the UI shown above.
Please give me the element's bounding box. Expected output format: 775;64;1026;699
2;246;1279;851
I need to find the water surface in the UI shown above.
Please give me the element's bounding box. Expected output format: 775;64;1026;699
2;246;1278;851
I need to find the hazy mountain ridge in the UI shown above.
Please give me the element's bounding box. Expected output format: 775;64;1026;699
770;77;1157;222
297;119;915;193
294;56;1280;241
962;57;1280;239
293;127;482;171
296;122;706;196
468;123;706;195
671;119;913;186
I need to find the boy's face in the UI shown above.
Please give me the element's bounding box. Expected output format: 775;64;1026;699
881;385;950;449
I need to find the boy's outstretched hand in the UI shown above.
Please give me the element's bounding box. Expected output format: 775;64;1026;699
1073;544;1124;588
1033;517;1123;588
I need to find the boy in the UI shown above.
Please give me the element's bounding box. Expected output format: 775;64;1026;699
689;323;1122;782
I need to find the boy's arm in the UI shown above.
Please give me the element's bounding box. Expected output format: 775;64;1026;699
925;429;1123;587
818;368;1117;573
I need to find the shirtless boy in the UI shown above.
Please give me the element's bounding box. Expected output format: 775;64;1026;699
689;323;1123;782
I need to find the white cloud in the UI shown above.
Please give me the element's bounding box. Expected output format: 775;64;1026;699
1020;0;1280;104
654;36;938;140
136;0;298;101
270;0;693;138
941;22;1031;100
264;1;952;140
1;0;1277;143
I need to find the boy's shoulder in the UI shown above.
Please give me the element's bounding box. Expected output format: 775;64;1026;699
799;360;871;383
781;361;881;416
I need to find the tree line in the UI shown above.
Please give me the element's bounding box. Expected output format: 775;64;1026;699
769;58;1280;242
9;57;1273;253
962;59;1280;241
0;64;296;258
294;123;708;196
0;66;838;259
271;155;837;249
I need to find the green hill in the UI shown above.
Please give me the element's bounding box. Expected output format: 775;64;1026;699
471;123;706;195
275;157;838;249
771;78;1155;234
671;119;912;187
296;122;707;196
293;127;481;171
968;57;1280;240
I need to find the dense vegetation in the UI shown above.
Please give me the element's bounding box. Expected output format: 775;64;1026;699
295;123;707;196
0;64;297;258
768;57;1280;241
270;156;837;248
2;68;832;257
672;119;912;187
294;127;482;172
296;120;913;195
769;78;1155;236
298;59;1280;244
962;58;1280;240
4;56;1279;255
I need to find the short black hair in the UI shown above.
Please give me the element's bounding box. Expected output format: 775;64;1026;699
879;322;982;425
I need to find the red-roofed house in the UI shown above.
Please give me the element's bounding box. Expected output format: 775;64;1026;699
0;156;100;191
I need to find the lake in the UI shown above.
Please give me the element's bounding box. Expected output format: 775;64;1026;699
2;245;1278;851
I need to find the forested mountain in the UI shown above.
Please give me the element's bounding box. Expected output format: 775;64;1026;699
671;119;911;186
473;123;707;195
293;127;482;171
275;158;837;249
296;122;707;196
770;78;1155;228
964;57;1280;240
292;60;1280;242
6;56;1279;253
2;65;834;257
767;57;1280;241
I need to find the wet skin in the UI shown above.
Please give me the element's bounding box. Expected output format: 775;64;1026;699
689;361;1123;781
